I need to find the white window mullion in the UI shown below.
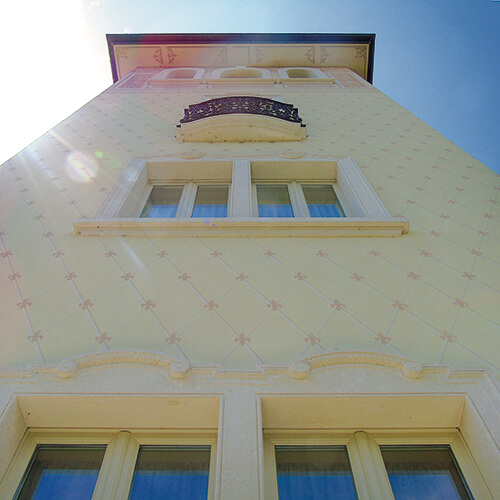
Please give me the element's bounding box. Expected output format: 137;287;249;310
176;182;197;218
230;160;252;218
347;431;395;500
93;431;139;500
288;181;310;218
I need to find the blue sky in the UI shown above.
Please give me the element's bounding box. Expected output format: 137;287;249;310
1;0;499;173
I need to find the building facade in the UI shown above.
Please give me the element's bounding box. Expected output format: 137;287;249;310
0;34;499;498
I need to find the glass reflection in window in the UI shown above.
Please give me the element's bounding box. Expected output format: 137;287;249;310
380;445;472;500
257;185;294;218
15;445;106;500
191;185;229;218
128;445;211;500
302;185;344;217
275;445;357;499
141;186;183;218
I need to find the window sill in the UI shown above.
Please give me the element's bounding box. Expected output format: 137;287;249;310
73;217;409;238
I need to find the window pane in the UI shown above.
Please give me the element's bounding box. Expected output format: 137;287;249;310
257;185;294;217
142;186;183;218
380;445;472;500
128;446;211;500
191;185;228;218
302;185;343;217
15;445;106;500
275;446;357;499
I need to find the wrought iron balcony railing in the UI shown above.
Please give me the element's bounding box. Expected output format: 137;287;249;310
178;96;306;127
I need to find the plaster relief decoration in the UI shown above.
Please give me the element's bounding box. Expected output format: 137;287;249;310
176;96;307;142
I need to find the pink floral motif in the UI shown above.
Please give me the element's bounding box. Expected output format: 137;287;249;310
79;299;94;310
351;273;363;281
28;330;43;342
205;300;219;311
316;250;328;257
17;298;32;309
157;250;168;258
121;272;134;281
489;199;498;204
471;249;483;256
53;250;64;257
264;250;276;257
462;272;475;280
65;272;77;280
407;272;420;280
178;273;191;281
455;187;464;192
14;176;23;181
484;213;494;219
294;272;307;281
331;299;346;310
430;231;441;237
0;231;5;237
33;215;44;220
369;250;381;256
440;214;450;219
387;175;395;179
375;332;391;344
43;232;54;238
267;300;282;311
448;200;457;204
453;298;468;308
59;188;68;193
424;176;433;180
95;332;111;344
68;200;78;206
392;300;407;310
304;333;321;346
25;200;36;206
494;186;500;191
477;230;489;236
441;330;457;342
405;199;415;204
420;250;431;257
210;250;222;257
165;332;181;344
141;299;156;310
99;187;108;192
461;176;470;180
235;333;251;345
235;273;249;281
1;250;13;258
105;250;117;257
8;272;22;281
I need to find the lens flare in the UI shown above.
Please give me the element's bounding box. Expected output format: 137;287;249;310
66;150;99;183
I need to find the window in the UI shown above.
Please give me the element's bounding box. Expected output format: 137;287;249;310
141;183;230;219
74;156;408;237
264;431;490;500
277;67;334;83
254;183;344;218
2;431;217;500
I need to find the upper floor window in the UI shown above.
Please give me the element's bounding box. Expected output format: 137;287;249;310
277;67;333;83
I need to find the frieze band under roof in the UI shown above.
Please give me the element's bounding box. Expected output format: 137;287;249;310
107;33;375;83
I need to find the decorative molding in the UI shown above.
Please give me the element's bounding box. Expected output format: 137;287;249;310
289;351;424;380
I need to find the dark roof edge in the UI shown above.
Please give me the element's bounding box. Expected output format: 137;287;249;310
106;33;375;83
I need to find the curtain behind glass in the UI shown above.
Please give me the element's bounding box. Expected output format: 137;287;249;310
142;186;183;218
302;185;343;217
257;185;294;217
275;446;357;499
380;446;472;500
128;446;211;500
191;185;228;218
15;446;106;500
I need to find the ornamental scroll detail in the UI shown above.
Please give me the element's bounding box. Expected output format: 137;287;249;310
179;96;306;127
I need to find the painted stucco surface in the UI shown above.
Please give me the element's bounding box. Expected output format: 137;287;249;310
1;70;499;377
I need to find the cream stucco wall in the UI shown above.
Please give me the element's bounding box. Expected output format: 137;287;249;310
1;65;499;498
